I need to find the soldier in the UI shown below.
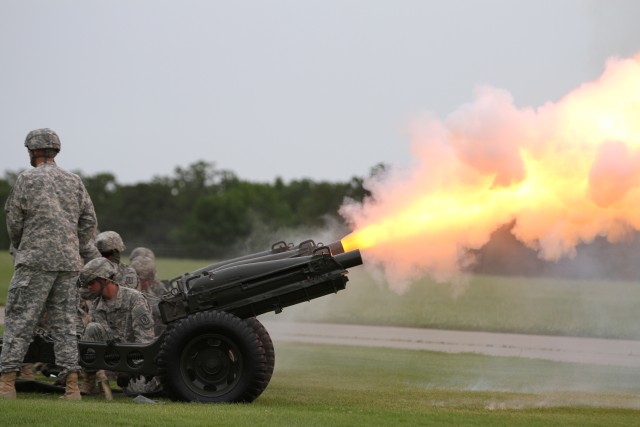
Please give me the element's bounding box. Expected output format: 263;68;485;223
130;246;155;262
130;256;168;298
77;257;155;396
1;128;98;400
95;231;140;290
130;256;169;336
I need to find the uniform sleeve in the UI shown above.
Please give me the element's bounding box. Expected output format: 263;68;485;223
131;295;156;343
4;177;25;249
76;184;98;250
80;239;101;264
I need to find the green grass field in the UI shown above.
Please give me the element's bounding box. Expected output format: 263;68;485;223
2;251;640;424
262;268;640;340
2;343;640;426
2;251;640;339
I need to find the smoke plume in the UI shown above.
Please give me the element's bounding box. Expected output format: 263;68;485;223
340;54;640;291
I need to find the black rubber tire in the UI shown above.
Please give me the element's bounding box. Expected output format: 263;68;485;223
157;310;268;403
244;317;275;393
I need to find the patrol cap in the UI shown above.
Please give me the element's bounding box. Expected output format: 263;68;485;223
78;258;118;288
130;256;156;280
96;231;126;253
24;128;61;151
130;247;155;261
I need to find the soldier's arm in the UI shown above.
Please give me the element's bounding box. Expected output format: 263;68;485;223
77;184;98;249
131;296;155;344
5;178;25;248
80;239;101;264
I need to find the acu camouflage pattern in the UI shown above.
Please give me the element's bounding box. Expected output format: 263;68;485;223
144;278;169;336
84;286;155;344
129;255;168;335
5;162;98;271
129;255;168;297
130;247;155;261
81;240;101;264
144;279;169;336
24;128;61;151
1;158;97;373
116;263;141;291
95;231;126;253
0;267;81;372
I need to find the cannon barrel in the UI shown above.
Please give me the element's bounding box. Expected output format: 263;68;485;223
159;248;363;322
333;249;362;269
174;239;346;280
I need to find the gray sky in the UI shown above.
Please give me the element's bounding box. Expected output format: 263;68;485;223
1;0;639;184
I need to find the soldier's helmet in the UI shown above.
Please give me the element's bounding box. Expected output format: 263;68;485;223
78;258;118;288
130;247;155;261
24;128;61;151
96;231;126;253
130;256;156;280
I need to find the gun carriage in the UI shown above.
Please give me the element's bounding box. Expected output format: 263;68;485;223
1;240;362;403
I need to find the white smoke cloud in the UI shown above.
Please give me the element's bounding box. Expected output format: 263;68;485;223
340;54;640;291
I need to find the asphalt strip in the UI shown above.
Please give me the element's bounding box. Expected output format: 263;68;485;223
261;320;640;368
2;307;639;368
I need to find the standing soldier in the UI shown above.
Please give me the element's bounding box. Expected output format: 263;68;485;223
0;128;98;400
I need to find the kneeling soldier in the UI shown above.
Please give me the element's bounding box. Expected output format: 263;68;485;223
77;258;155;398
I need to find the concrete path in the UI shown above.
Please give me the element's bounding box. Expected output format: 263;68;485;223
261;320;640;368
3;306;640;368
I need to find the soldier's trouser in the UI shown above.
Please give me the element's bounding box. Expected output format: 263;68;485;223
82;322;116;343
0;266;80;373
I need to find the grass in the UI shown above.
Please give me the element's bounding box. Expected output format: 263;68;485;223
0;250;13;306
264;269;640;340
3;251;640;424
2;342;640;426
3;251;640;339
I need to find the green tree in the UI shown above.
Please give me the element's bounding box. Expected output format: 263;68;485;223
1;160;374;259
179;190;252;257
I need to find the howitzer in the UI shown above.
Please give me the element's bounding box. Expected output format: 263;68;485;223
1;239;362;403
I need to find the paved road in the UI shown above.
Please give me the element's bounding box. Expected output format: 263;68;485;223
261;320;640;368
3;307;639;367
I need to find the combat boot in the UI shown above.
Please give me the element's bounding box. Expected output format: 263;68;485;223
96;370;113;401
80;371;97;394
19;363;34;381
0;371;17;400
61;372;81;400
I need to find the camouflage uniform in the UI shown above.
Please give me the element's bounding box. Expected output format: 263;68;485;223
83;286;155;344
130;256;169;336
80;239;101;264
130;247;155;261
1;129;98;375
78;231;141;333
75;258;154;398
116;263;140;290
95;231;140;291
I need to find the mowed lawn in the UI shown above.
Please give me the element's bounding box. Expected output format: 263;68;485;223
1;343;640;426
2;251;640;339
2;251;640;425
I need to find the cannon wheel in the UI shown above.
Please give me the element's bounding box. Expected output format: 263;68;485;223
157;310;268;403
245;317;275;391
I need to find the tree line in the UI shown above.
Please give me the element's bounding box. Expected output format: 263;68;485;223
0;161;376;259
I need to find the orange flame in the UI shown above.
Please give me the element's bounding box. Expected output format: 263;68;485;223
339;54;640;290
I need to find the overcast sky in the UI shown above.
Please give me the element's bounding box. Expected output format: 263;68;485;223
1;0;639;184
